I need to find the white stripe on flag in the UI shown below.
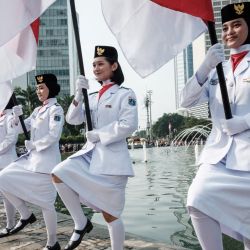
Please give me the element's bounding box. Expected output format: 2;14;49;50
101;0;207;78
0;0;55;46
0;25;37;83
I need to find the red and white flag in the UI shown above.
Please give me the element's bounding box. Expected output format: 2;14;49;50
101;0;214;78
0;0;55;111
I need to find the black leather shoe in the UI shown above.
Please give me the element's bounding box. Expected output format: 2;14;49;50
43;241;61;250
0;228;12;238
10;213;36;234
64;219;93;250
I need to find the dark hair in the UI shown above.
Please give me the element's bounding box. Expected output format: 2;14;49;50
35;73;60;98
105;57;124;85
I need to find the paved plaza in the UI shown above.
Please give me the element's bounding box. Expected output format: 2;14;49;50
0;203;188;250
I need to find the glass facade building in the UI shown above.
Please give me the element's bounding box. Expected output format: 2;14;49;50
174;44;194;109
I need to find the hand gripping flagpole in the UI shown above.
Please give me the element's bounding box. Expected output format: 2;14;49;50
69;0;93;131
207;21;232;120
11;94;29;139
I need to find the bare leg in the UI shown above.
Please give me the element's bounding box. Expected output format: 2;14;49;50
52;174;63;183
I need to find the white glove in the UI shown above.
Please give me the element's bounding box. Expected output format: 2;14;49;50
12;105;23;125
25;140;35;151
196;43;225;84
74;75;89;102
221;116;249;136
86;130;100;143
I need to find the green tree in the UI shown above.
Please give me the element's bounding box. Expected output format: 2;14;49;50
57;94;85;137
14;86;39;116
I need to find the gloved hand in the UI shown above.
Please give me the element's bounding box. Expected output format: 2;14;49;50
74;75;89;102
196;43;225;84
221;116;249;136
25;140;35;151
86;130;100;143
12;105;23;125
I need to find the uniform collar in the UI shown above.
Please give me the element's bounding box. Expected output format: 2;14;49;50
230;44;250;55
97;84;119;105
38;98;57;113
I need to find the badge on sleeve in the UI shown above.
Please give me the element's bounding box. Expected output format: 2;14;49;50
54;115;61;121
128;97;136;106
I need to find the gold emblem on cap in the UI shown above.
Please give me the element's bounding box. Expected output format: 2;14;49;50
97;47;105;56
36;76;43;83
234;3;244;15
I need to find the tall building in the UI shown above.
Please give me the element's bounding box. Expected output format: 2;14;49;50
13;0;78;96
174;44;194;109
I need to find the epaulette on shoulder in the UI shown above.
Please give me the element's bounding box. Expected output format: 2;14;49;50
119;86;130;90
89;91;98;96
54;103;61;106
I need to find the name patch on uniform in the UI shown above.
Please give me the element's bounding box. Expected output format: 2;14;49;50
243;78;250;83
54;115;61;121
105;104;112;108
128;97;136;106
210;79;219;85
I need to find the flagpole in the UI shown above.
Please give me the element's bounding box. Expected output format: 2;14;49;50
69;0;92;131
11;94;29;139
207;21;232;120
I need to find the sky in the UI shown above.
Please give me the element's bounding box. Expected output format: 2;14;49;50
74;0;176;129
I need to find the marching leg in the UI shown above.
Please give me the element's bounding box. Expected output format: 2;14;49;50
3;197;15;229
2;191;36;234
42;207;60;250
189;206;223;250
54;182;92;250
107;218;125;250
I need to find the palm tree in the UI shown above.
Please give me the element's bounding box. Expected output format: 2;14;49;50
14;86;39;116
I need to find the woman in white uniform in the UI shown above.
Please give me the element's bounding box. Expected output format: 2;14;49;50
180;2;250;249
52;45;138;250
0;96;18;237
0;74;64;250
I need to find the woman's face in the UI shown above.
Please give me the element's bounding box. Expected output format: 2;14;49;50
93;57;118;82
36;83;49;102
222;18;248;49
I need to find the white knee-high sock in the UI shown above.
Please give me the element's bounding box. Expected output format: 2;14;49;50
42;208;57;246
244;237;250;250
3;197;16;229
2;191;31;220
107;218;125;250
54;183;87;241
189;207;223;250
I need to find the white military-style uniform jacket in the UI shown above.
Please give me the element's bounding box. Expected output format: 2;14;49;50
0;109;18;169
67;84;138;176
181;46;250;171
16;98;64;174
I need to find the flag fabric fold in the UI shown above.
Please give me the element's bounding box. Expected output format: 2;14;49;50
0;0;55;46
0;0;55;112
0;20;39;83
101;0;214;78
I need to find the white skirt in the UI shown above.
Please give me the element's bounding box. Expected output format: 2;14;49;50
0;162;57;210
187;162;250;241
52;155;128;218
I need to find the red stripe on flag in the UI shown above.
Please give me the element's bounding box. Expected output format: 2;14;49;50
31;19;40;44
151;0;214;22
